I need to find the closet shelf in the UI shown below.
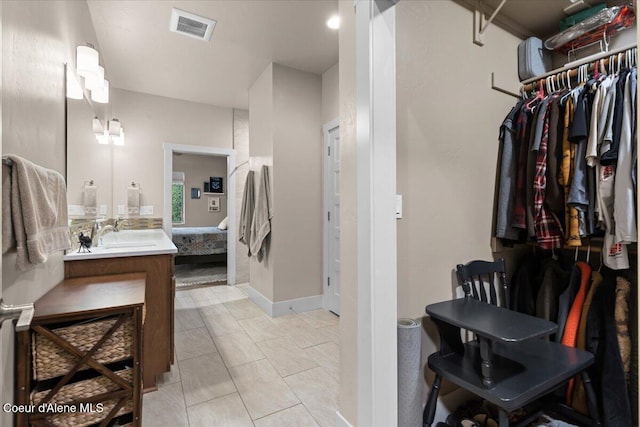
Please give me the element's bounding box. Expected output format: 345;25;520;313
520;43;636;87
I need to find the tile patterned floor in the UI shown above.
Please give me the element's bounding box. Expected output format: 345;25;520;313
142;284;340;427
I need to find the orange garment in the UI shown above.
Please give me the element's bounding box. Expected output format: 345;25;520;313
562;261;591;403
571;271;602;413
560;98;581;246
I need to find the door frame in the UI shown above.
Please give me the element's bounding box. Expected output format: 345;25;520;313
354;1;398;426
323;118;340;314
163;143;237;285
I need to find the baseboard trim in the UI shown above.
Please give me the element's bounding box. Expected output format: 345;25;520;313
245;286;323;318
336;410;354;427
245;286;274;317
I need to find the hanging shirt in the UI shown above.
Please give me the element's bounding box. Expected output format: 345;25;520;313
601;69;630;165
568;89;590;231
526;104;543;239
614;71;637;244
546;94;566;228
533;95;564;249
561;97;582;246
496;101;524;240
512;103;532;230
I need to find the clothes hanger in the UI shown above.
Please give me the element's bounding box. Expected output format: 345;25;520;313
525;79;545;110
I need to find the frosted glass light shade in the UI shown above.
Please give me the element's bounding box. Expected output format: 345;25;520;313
66;66;83;99
85;65;105;91
96;130;110;145
108;119;121;136
112;129;125;146
92;117;104;135
91;79;109;103
77;45;99;79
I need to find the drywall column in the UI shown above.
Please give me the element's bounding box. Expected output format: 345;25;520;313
234;109;250;285
271;64;323;303
247;63;323;312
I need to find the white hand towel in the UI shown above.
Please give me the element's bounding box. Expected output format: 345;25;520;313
2;154;71;270
127;186;140;215
83;184;98;216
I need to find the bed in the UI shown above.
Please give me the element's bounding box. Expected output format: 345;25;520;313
171;227;228;257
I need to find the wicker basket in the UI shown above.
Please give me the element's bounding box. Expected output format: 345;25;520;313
31;369;133;405
32;318;133;380
42;398;133;427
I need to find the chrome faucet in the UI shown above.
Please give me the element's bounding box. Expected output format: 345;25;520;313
92;221;115;246
114;217;128;232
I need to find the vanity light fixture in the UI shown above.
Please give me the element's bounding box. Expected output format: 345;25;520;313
76;44;99;79
96;131;110;145
92;117;104;135
91;79;110;104
85;65;105;91
92;117;109;144
108;119;125;146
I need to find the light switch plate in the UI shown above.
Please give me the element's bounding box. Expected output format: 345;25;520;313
140;205;154;215
99;205;107;215
396;194;403;219
117;205;125;215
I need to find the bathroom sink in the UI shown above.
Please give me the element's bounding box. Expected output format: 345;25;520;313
64;228;177;261
102;241;157;249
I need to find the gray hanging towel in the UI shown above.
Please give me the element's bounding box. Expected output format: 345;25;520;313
250;165;272;262
238;170;255;255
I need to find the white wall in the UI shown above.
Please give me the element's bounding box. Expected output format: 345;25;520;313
322;62;339;124
172;153;227;227
395;0;523;412
272;63;323;302
2;1;100;425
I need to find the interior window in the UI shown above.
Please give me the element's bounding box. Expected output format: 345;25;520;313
172;172;185;224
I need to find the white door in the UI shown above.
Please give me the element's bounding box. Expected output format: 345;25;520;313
324;122;340;315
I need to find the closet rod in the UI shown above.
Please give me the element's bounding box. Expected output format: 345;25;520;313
520;43;637;92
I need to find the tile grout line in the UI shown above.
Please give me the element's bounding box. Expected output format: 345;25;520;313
201;297;258;425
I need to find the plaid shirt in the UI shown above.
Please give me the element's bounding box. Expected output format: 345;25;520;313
512;103;531;230
534;96;565;249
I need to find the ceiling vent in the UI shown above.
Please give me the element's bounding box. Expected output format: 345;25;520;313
169;8;216;42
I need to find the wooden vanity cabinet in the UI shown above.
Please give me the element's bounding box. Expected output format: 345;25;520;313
65;254;175;392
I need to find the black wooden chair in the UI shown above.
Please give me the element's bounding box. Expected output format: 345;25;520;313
422;259;601;427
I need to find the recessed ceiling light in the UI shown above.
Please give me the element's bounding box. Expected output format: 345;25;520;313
326;15;340;30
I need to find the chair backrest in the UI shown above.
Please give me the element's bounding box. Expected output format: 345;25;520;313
456;259;509;308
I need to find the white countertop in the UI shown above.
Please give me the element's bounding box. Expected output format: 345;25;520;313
64;229;177;261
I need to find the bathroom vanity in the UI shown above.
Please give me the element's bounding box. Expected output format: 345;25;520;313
64;229;177;392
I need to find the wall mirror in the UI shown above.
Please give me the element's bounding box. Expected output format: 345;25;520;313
65;64;112;221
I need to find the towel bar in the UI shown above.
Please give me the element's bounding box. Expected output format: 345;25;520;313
2;158;13;166
0;298;34;332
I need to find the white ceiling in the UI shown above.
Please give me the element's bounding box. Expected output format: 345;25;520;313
87;0;339;109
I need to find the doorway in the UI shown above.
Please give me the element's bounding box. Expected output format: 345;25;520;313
163;143;237;286
323;119;341;315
